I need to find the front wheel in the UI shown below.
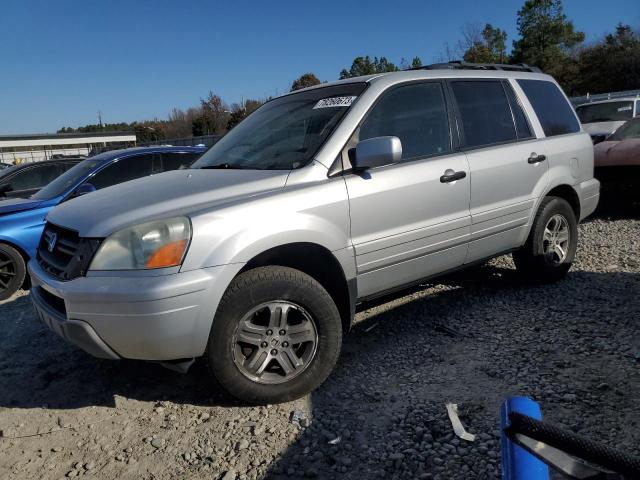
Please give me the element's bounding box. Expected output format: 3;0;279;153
0;243;26;301
207;266;342;404
513;196;578;283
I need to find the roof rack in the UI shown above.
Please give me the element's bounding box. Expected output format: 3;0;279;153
412;61;541;73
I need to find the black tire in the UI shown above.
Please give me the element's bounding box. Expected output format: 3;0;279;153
207;266;342;404
513;196;578;283
0;243;26;301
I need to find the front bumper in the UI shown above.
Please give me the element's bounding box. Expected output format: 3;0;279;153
28;260;238;361
31;285;120;359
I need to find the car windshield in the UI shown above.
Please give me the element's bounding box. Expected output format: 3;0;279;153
575;101;634;123
31;158;103;200
192;83;367;170
608;118;640;141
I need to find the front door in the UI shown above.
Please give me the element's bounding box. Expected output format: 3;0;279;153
344;81;471;298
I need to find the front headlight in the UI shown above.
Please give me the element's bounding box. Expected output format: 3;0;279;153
89;217;191;271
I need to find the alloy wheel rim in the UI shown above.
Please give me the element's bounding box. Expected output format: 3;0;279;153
542;214;570;265
0;252;16;293
232;301;318;385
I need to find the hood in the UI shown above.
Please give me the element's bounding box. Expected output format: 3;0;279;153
582;121;626;136
47;168;290;237
0;197;43;216
594;139;640;168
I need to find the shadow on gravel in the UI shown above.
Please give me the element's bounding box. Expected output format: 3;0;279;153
0;294;240;410
261;266;640;479
589;184;640;221
1;268;637;405
1;263;638;477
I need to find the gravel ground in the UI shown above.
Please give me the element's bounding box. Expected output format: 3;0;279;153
0;206;638;480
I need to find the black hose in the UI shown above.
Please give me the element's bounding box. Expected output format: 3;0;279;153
506;412;640;478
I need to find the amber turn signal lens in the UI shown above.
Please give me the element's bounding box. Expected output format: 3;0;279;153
145;239;188;269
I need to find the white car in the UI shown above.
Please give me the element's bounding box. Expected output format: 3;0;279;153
575;97;640;139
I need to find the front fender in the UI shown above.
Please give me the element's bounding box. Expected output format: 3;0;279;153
0;206;51;258
181;178;351;272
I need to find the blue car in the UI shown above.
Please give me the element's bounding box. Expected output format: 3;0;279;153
0;146;206;300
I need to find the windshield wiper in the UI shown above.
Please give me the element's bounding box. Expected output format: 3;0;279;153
200;163;248;170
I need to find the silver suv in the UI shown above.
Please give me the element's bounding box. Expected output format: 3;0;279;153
29;64;600;404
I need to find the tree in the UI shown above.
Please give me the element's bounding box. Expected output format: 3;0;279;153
57;122;132;134
132;121;165;143
226;99;264;130
290;73;321;91
511;0;584;74
462;23;509;63
574;24;640;95
339;56;399;79
193;92;229;136
411;56;423;69
164;107;201;139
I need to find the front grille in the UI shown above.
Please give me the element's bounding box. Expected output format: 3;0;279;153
37;223;102;281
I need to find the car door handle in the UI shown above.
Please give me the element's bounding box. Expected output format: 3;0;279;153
440;170;467;183
528;153;547;164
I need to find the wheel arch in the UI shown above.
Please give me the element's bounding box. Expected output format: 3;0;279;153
545;184;581;220
0;237;30;262
0;237;30;289
239;242;356;334
520;182;581;248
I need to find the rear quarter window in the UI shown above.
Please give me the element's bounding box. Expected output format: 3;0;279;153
517;80;580;137
161;152;200;171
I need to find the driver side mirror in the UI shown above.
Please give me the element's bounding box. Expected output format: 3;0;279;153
352;136;402;171
73;183;96;198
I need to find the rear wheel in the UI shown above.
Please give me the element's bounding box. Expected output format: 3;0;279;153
0;243;26;301
207;266;342;404
513;196;578;283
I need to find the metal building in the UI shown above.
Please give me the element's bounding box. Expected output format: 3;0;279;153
0;131;136;164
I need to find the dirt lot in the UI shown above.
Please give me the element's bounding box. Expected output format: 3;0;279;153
0;208;638;480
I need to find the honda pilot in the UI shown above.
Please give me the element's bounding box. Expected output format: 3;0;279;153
29;64;600;404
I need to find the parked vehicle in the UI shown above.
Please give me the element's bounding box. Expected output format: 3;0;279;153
0;146;205;300
0;158;82;199
593;117;640;199
29;65;599;404
575;97;640;142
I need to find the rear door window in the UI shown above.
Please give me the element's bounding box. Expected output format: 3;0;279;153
89;154;154;190
450;80;517;148
518;80;580;136
161;152;200;171
358;82;452;160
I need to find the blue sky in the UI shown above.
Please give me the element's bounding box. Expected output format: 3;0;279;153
1;0;638;134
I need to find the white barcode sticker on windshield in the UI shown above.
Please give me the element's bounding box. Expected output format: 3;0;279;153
618;106;632;112
313;96;357;109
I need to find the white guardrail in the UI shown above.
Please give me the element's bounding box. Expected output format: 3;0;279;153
0;147;90;164
570;89;640;106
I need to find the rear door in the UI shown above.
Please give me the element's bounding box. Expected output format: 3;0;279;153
344;81;471;298
448;79;547;264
